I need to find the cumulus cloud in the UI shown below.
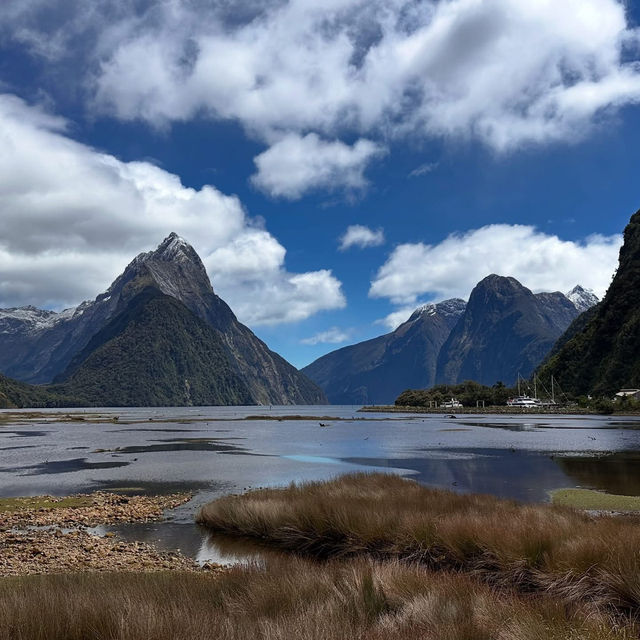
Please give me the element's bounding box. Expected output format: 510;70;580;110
4;1;640;193
375;307;423;332
251;134;385;199
339;225;386;251
370;224;622;305
80;0;640;151
300;327;352;346
0;94;345;324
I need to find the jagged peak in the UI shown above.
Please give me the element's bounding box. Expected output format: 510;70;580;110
408;298;466;323
566;285;599;313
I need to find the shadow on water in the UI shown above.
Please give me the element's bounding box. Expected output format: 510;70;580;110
0;458;130;475
458;420;640;431
0;430;50;438
100;438;254;456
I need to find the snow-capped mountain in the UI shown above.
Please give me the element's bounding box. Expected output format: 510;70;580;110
566;285;600;313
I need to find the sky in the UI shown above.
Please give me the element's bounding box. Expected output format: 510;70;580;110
1;0;640;368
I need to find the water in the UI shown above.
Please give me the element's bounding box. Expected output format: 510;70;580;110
3;406;640;564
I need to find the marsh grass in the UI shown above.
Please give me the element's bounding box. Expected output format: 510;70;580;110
197;473;640;618
0;559;634;640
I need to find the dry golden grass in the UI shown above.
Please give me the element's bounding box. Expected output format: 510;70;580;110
0;558;634;640
197;473;640;619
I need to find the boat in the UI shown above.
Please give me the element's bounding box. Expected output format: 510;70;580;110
441;398;463;409
506;396;542;407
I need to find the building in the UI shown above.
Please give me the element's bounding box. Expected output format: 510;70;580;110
614;389;640;401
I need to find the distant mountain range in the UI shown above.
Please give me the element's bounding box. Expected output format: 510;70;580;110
304;279;597;404
537;209;640;396
0;234;325;407
302;299;466;404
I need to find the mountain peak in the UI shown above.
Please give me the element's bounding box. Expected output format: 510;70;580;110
565;285;599;313
408;298;466;323
151;232;195;262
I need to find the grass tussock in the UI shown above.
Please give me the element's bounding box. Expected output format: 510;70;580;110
0;558;634;640
197;473;640;618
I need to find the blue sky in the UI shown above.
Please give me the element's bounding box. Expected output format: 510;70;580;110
0;0;639;368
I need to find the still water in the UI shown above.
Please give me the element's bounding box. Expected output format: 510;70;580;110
2;406;640;564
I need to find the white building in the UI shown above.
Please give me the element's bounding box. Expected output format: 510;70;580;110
614;389;640;401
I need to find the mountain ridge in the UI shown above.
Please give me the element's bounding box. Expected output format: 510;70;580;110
537;210;640;396
0;234;325;406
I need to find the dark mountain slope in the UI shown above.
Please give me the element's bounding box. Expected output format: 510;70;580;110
0;373;80;409
302;299;465;404
53;288;253;407
537;210;640;396
0;233;325;405
436;275;580;386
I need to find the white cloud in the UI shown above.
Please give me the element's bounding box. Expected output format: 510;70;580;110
0;94;345;325
251;134;385;199
375;306;424;331
409;162;439;178
301;327;352;345
82;0;640;152
4;1;640;193
370;224;622;305
339;225;385;251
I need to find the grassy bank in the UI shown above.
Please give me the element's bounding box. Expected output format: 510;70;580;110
0;559;633;640
197;473;640;620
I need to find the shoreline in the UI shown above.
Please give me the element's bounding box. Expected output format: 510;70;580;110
359;404;640;415
0;491;221;577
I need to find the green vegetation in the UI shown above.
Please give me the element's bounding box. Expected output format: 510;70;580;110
0;561;633;640
395;380;518;407
53;287;254;407
550;488;640;511
537;209;640;396
0;373;81;409
198;473;640;620
0;495;92;513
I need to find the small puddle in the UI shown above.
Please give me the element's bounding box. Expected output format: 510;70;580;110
95;521;273;567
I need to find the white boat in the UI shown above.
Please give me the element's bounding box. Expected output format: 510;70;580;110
507;396;542;407
441;398;463;408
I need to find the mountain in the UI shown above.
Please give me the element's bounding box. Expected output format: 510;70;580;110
537;210;640;396
435;275;584;386
53;288;254;407
0;373;81;409
566;285;599;313
302;299;466;404
0;233;326;406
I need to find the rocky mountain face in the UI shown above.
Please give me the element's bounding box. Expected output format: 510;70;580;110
53;288;254;407
566;285;599;313
435;275;585;386
302;299;466;404
537;210;640;396
0;234;326;406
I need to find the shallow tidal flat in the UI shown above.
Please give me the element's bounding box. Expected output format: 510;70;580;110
3;407;640;637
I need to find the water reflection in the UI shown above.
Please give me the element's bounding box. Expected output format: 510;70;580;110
197;533;279;567
344;447;640;503
557;453;640;495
